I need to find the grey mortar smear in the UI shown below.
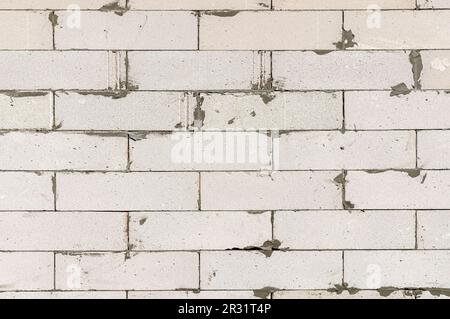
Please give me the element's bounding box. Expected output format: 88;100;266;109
48;11;58;27
334;171;355;209
327;283;361;295
409;50;423;90
0;91;49;98
128;131;149;141
193;93;206;129
365;169;421;178
259;92;276;104
85;131;128;138
76;91;129;99
379;287;450;298
231;239;289;258
99;0;129;16
313;50;334;55
204;10;240;17
253;287;278;299
390;83;412;97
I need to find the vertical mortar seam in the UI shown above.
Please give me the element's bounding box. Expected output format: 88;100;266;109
126;211;130;252
52;172;57;211
197;11;201;50
270;130;275;171
125;51;129;90
415;130;418;168
53;252;56;290
51;91;56;130
126;133;131;172
342;169;347;209
341;10;345;49
271;211;275;240
198;252;201;290
198;172;202;211
415;210;418;249
342;90;346;132
269;50;273;88
51;10;56;50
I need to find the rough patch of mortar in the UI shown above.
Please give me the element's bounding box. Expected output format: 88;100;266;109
0;91;48;98
128;132;149;142
240;239;288;258
334;29;357;50
193;93;206;129
366;169;421;178
409;50;423;90
204;11;240;17
390;83;412;97
259;92;276;104
327;283;361;295
313;50;334;55
377;286;398;297
99;1;129;16
76;91;129;99
48;12;58;27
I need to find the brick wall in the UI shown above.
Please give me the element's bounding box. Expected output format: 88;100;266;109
0;0;450;299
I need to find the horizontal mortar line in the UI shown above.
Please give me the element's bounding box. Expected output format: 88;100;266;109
0;168;448;173
2;89;450;93
0;289;129;294
1;249;448;253
6;88;450;92
0;289;438;296
0;8;447;12
199;48;450;52
250;288;436;291
0;290;253;292
272;8;449;11
3;129;450;133
91;89;450;92
0;289;258;293
3;209;450;213
201;209;450;212
2;48;450;52
0;289;322;294
0;9;269;12
0;209;444;212
0;49;200;52
0;8;446;13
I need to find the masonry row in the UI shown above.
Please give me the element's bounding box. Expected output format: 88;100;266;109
0;0;446;10
0;130;448;170
3;250;450;291
2;10;450;50
3;171;450;210
0;131;450;171
3;91;450;131
1;210;450;250
0;51;447;90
